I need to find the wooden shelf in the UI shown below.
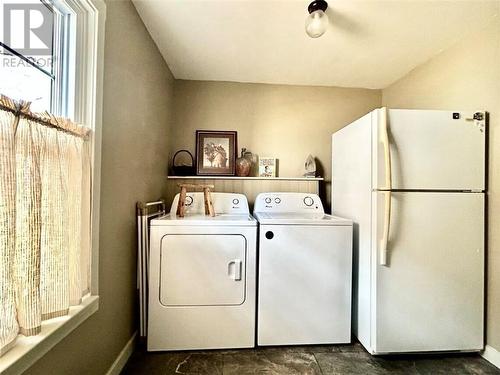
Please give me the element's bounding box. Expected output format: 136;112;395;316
167;176;324;181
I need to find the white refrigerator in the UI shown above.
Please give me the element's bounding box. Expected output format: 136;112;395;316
332;108;486;354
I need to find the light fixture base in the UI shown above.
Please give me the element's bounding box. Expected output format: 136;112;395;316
308;0;328;14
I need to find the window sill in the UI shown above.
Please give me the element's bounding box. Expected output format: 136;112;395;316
0;295;99;375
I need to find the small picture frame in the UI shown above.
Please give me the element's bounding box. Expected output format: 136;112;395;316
259;157;277;177
196;130;237;176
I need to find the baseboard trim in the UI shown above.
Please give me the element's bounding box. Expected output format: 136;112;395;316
106;331;137;375
482;344;500;369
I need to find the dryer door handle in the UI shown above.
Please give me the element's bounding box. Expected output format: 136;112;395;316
228;259;242;281
234;259;242;281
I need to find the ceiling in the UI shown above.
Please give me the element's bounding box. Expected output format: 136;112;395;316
132;0;498;89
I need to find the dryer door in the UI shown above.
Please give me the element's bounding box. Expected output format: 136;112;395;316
160;234;246;306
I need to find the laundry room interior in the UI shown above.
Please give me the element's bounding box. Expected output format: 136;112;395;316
0;0;499;374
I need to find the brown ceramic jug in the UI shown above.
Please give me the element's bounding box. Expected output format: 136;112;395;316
235;148;251;177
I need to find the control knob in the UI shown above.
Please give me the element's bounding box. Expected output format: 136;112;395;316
303;196;314;207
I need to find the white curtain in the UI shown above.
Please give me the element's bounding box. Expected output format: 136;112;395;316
0;99;18;355
0;95;92;355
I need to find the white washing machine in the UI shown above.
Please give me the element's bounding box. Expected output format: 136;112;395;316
148;192;257;351
254;192;353;346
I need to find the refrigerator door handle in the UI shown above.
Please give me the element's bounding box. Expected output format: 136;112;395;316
379;190;391;266
380;107;392;190
378;107;392;266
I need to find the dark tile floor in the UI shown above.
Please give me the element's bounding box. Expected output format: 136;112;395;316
122;341;500;375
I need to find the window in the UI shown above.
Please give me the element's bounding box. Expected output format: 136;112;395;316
0;0;76;115
0;0;105;373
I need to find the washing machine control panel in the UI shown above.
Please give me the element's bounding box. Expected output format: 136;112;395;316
169;192;250;215
253;193;324;213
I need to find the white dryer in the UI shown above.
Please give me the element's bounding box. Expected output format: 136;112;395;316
148;192;257;351
254;192;353;346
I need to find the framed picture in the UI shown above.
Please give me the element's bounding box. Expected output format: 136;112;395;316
259;157;277;177
196;130;237;176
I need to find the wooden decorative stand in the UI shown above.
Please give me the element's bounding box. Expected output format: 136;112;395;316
176;183;215;217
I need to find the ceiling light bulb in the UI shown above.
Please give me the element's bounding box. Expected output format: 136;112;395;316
305;0;329;38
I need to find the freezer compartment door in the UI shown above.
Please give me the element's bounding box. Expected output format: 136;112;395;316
160;234;246;306
372;192;484;353
373;109;486;191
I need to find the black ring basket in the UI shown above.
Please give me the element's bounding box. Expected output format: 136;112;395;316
172;150;195;176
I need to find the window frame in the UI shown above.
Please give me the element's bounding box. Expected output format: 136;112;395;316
62;0;106;297
0;0;105;373
51;0;77;117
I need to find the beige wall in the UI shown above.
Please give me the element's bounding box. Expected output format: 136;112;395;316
24;1;174;373
171;80;381;208
382;17;500;351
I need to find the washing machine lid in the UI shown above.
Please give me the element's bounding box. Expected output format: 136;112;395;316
151;213;257;226
254;212;352;226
